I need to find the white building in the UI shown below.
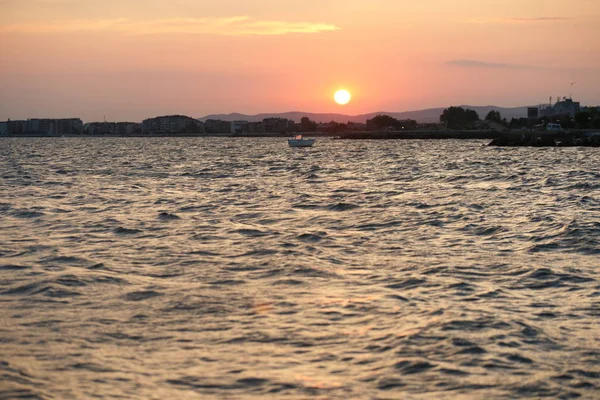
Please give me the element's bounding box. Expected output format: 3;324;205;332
230;121;247;134
539;97;580;118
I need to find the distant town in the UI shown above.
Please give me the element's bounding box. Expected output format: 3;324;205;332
0;97;598;137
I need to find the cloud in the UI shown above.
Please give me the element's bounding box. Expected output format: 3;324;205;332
448;60;600;74
508;17;573;23
0;17;341;36
447;59;534;69
469;16;573;24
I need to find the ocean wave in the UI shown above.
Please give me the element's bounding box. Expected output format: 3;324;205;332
1;137;598;399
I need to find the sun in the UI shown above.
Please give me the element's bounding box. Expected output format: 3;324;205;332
334;89;351;105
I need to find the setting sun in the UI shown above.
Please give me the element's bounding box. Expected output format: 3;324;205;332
334;90;352;105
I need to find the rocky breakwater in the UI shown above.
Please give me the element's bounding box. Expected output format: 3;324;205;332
338;130;499;140
488;131;600;147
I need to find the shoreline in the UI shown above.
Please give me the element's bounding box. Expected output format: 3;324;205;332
2;129;599;147
0;130;515;139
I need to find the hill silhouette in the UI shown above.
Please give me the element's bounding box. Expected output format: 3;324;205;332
199;106;530;124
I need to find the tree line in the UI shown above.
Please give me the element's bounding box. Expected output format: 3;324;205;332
267;106;600;133
439;106;600;130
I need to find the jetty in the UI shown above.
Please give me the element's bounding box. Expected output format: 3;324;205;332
336;130;499;140
488;131;600;147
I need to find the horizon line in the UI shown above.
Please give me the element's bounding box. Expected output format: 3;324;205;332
4;102;593;124
198;104;538;117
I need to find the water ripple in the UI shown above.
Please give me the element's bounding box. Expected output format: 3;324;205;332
0;137;598;399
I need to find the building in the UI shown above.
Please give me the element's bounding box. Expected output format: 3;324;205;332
58;118;83;135
41;118;83;135
28;119;52;135
6;120;27;135
142;115;203;135
0;122;7;136
553;98;580;118
85;122;117;135
527;107;539;119
116;122;141;136
539;97;580;118
0;118;83;135
262;118;295;134
84;122;141;135
245;122;263;133
230;120;247;134
203;119;231;134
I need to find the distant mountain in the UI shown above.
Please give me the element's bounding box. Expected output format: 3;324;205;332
199;106;530;124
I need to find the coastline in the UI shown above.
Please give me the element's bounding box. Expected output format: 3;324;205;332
2;129;599;147
0;130;512;139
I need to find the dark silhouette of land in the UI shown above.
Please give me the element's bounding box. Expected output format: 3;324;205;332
199;105;531;124
2;102;598;147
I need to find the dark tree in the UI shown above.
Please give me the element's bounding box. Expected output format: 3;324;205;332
368;114;397;128
485;110;502;122
575;111;591;129
509;117;530;129
367;114;417;130
299;117;317;132
440;107;480;129
322;121;347;133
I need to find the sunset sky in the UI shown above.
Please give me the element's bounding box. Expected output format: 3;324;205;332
1;0;599;122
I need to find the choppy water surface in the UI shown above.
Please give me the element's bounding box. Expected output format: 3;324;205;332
1;137;599;399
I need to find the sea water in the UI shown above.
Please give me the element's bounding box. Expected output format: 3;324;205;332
1;137;598;399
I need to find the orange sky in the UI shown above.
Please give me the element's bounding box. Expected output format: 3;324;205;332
0;0;599;122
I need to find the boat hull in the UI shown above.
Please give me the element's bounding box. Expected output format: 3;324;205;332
288;138;316;147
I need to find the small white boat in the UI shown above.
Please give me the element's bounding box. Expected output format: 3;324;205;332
288;135;316;147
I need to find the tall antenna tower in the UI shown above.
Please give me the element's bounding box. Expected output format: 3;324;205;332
569;81;575;99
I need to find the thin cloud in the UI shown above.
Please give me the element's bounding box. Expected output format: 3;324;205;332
448;60;600;74
0;17;341;35
469;16;573;24
508;17;573;23
447;59;534;69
